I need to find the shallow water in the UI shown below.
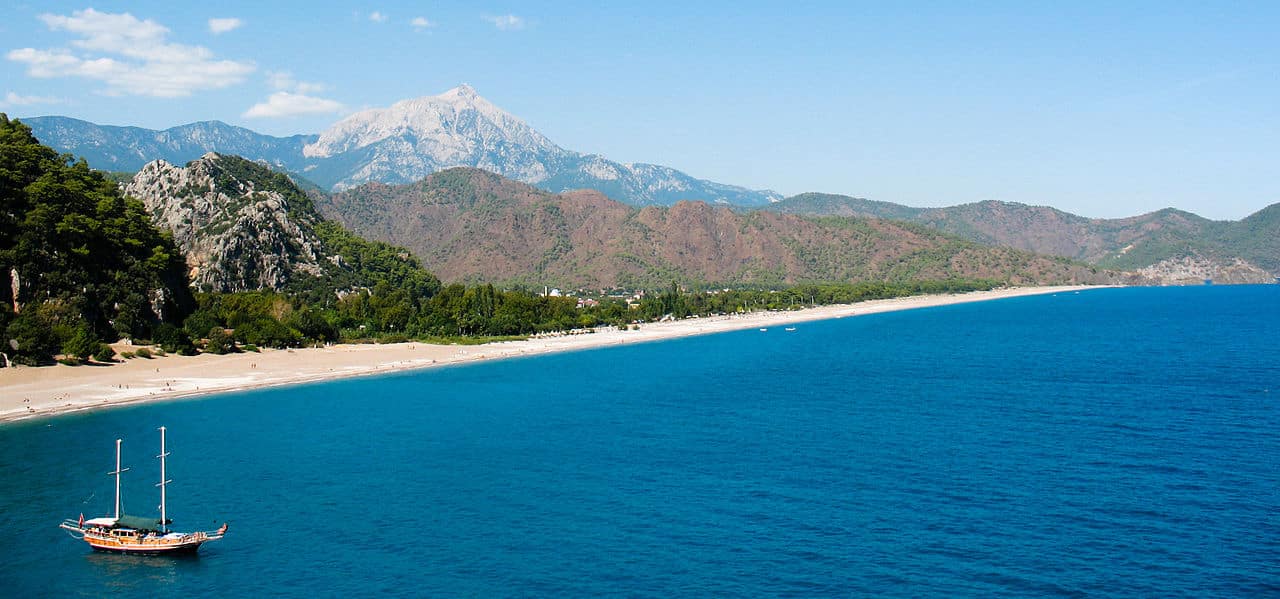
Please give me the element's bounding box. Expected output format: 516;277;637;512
2;285;1278;597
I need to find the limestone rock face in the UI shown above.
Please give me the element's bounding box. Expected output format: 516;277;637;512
126;153;325;292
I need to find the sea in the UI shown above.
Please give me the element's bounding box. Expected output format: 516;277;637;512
1;285;1277;597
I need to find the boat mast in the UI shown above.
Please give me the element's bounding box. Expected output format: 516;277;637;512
109;439;129;519
156;426;171;533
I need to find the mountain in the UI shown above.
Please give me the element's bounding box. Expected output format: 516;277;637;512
300;85;781;205
766;192;927;221
315;167;1115;289
125;153;438;297
765;194;1280;282
23;86;780;207
21;116;314;174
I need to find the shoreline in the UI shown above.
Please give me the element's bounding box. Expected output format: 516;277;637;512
0;285;1104;424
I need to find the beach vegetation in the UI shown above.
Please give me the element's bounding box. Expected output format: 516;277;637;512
4;310;61;365
203;327;236;355
62;326;100;361
151;322;196;355
93;343;116;363
133;347;153;359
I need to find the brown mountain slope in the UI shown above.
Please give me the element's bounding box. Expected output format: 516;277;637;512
316;168;1114;288
767;194;1278;282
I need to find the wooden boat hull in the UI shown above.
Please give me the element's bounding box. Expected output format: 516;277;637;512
87;539;205;555
61;520;221;556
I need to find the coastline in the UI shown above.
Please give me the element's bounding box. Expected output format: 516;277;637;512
0;285;1104;424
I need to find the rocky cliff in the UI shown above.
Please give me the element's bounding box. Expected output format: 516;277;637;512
125;153;329;292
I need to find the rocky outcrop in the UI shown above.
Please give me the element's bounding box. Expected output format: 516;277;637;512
125;153;327;292
1135;255;1274;286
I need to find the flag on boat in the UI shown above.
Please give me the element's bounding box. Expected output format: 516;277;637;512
217;523;228;535
78;513;84;527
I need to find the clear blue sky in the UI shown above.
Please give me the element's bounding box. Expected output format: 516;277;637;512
2;1;1276;220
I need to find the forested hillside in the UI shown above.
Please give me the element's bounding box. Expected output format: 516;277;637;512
0;114;192;364
318;168;1115;289
766;194;1279;282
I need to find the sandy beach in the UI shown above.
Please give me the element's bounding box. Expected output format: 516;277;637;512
0;285;1102;424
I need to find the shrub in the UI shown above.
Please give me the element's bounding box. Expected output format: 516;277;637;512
205;327;236;354
235;318;301;348
62;326;100;361
93;344;117;363
152;322;196;355
134;347;153;359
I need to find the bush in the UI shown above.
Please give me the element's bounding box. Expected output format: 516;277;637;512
242;344;260;353
120;351;135;359
93;344;117;363
62;326;100;361
152;322;196;355
235;317;301;348
134;347;153;359
205;327;236;354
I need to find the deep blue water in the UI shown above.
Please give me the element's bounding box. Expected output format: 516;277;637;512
2;285;1278;597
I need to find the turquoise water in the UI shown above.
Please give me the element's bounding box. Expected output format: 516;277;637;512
2;285;1278;597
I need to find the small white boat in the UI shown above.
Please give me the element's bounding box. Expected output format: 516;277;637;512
784;327;796;331
59;427;227;555
759;328;768;332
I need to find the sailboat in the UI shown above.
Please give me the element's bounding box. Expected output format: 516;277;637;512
59;427;227;554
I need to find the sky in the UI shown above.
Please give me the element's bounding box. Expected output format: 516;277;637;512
1;1;1276;220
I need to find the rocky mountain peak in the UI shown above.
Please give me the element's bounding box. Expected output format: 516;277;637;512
303;85;560;158
444;83;479;99
299;85;567;191
27;88;783;206
126;154;328;292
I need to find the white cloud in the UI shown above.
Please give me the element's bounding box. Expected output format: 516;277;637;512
369;11;388;23
1;91;64;107
411;17;434;30
267;70;327;94
7;9;253;98
483;14;526;31
208;18;243;34
243;92;344;118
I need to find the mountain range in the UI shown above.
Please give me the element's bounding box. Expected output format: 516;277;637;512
22;85;780;207
15;86;1279;284
766;194;1279;284
313;167;1112;289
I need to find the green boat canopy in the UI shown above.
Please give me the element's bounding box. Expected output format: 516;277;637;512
114;514;167;531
